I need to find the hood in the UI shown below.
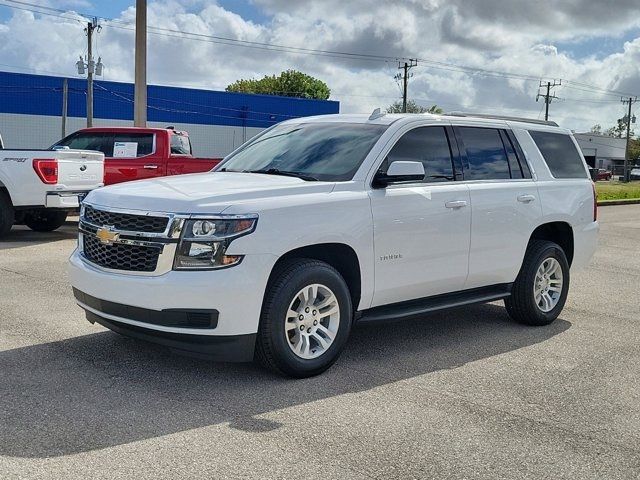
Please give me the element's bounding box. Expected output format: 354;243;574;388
85;172;335;214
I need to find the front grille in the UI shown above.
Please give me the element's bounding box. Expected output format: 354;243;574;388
84;205;169;233
83;235;161;272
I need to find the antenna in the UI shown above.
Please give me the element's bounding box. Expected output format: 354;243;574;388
369;108;385;120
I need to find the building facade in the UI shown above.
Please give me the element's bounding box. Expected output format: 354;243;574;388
0;71;339;157
574;132;626;173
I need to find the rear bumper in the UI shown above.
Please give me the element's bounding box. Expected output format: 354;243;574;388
572;221;599;271
75;289;256;362
45;191;90;209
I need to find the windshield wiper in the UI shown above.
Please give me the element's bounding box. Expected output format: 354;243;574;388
243;168;319;181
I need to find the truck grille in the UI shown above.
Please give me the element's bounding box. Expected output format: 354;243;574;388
84;205;169;233
83;235;162;272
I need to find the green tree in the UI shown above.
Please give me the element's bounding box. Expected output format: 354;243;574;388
629;138;640;162
386;100;443;114
226;70;330;100
605;118;634;139
590;124;602;134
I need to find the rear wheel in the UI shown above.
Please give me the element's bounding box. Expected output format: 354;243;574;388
255;259;353;378
0;190;15;238
24;210;68;232
505;240;570;326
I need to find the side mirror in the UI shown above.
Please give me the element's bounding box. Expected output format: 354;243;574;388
373;160;425;188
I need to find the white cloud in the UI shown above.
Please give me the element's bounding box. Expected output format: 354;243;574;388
0;0;639;132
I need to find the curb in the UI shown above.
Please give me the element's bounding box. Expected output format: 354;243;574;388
597;199;640;206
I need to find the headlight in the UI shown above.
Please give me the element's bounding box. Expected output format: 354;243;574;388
173;215;258;270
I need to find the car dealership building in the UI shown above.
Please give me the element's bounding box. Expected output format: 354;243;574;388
0;71;339;157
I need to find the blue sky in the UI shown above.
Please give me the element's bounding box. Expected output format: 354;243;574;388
0;0;270;24
555;28;640;60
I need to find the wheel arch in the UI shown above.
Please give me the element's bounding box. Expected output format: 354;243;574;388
529;221;574;266
266;243;362;312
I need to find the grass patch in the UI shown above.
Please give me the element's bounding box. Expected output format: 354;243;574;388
595;181;640;201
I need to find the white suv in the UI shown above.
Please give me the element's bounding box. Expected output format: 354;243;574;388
69;112;598;377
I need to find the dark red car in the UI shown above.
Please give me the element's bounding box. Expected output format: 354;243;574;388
53;127;221;185
596;169;612;181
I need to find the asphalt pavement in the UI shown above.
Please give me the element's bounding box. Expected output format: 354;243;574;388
0;206;639;479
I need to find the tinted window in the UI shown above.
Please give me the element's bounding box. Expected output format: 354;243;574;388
220;122;387;182
112;133;154;157
505;130;532;178
529;131;587;178
500;130;524;178
171;134;192;155
458;127;510;180
54;132;113;156
385;127;454;182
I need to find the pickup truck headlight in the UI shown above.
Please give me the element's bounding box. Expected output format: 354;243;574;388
173;215;258;270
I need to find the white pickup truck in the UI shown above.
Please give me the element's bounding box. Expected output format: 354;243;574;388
0;140;104;237
69;112;598;377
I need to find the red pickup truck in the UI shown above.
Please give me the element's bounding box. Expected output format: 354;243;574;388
52;127;221;185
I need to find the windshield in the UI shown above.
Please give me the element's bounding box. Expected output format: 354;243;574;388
218;122;387;181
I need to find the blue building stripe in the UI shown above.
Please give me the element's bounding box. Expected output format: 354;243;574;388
0;71;339;128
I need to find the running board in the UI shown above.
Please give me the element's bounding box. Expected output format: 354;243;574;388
357;284;512;323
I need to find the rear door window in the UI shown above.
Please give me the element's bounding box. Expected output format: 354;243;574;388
457;127;511;180
111;133;154;158
384;127;455;182
529;131;587;178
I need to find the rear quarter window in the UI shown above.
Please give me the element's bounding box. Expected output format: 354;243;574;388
529;131;587;179
170;134;192;155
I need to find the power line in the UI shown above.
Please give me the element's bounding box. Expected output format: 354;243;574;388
1;0;637;99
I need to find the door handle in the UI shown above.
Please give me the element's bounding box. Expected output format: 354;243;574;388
445;200;468;209
517;194;536;203
143;165;159;170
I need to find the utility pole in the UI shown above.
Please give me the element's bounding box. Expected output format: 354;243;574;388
395;59;417;113
61;78;68;138
85;17;100;128
621;96;638;182
536;80;561;121
134;0;147;127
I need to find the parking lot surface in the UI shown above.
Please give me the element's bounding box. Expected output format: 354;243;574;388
1;206;639;479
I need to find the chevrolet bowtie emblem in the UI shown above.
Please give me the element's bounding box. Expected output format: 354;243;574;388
96;226;120;245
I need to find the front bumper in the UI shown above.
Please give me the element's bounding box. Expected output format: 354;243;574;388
69;249;277;340
86;309;256;362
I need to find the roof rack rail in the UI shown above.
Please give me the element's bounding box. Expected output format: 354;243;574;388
445;112;559;127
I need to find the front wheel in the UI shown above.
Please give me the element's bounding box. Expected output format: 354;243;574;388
24;210;68;232
505;240;570;326
255;259;353;378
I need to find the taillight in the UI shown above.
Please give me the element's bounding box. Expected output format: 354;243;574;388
33;159;58;184
591;181;598;222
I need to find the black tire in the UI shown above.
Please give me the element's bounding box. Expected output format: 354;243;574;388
0;190;15;238
24;210;68;232
505;240;570;326
255;259;353;378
